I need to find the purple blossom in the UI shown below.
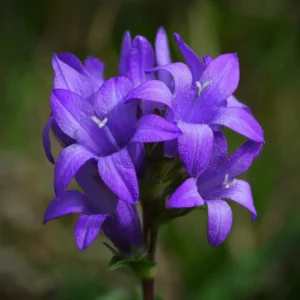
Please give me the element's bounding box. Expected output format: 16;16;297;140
167;139;262;246
43;53;106;164
119;28;172;114
126;52;264;178
42;28;264;252
50;76;181;203
44;161;142;253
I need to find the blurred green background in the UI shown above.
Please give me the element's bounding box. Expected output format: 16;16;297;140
1;0;300;299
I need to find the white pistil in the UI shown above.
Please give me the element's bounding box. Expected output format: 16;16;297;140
223;173;237;189
195;80;212;97
91;116;108;128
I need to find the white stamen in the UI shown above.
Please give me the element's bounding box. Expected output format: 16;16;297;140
195;81;202;96
91;116;108;128
195;80;212;97
223;173;236;189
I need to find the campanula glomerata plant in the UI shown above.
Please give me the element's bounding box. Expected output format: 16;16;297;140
42;27;264;300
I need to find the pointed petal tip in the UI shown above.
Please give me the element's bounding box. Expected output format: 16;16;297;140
206;200;233;247
251;213;257;222
167;178;205;209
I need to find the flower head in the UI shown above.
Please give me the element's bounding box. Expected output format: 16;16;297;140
43;27;264;252
167;139;262;246
126;49;264;178
44;161;142;253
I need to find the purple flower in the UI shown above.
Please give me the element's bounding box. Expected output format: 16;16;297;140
174;35;251;112
167;139;262;246
43;53;106;164
119;28;172;114
51;76;181;203
127;52;264;178
52;53;105;98
44;161;142;253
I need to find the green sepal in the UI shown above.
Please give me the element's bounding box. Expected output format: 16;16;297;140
109;255;156;279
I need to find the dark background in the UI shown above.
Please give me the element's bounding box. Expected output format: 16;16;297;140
0;0;300;299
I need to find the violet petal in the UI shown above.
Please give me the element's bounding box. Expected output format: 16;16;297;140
125;79;173;109
54;144;95;195
103;200;142;255
167;178;205;208
75;214;107;251
131;114;182;143
211;107;264;142
97;148;139;204
43;190;90;224
206;199;233;246
42;117;55;164
94;76;136;147
174;33;204;81
178;121;214;177
119;31;132;76
215;179;257;220
128;36;155;87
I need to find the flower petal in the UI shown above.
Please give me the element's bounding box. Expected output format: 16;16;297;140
189;53;240;122
119;31;131;76
54;144;95;195
128;36;155;87
103;200;142;255
51;120;75;148
167;178;205;208
215;179;257;220
208;131;228;166
206;200;233;246
174;33;204;81
198;140;263;195
211;107;264;142
51;89;108;154
125;80;173;109
226;95;251;113
155;27;171;83
97;148;139;204
178;122;214;177
127;142;145;176
75;161;118;214
147;63;193;120
75;214;107;251
84;57;105;84
52;53;95;97
94;76;136;147
42;117;55;164
131;114;182;143
164;139;178;158
203;55;212;67
43;190;90;224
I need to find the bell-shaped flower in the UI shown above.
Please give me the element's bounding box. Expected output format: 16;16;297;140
119;28;172;114
44;161;142;253
126;52;264;178
51;76;181;203
174;34;251;112
167;138;262;246
43;53;105;164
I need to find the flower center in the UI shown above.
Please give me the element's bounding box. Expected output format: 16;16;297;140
195;80;212;97
91;116;108;128
91;116;120;151
222;174;237;189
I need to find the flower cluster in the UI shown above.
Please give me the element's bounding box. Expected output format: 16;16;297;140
43;28;264;256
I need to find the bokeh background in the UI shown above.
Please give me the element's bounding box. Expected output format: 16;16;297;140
1;0;300;299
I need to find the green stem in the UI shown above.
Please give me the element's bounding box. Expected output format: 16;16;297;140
142;226;158;300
